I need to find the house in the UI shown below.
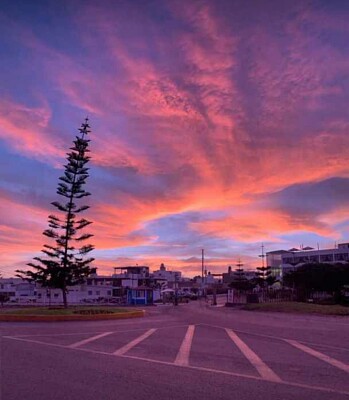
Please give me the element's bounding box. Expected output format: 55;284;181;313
0;278;36;302
152;263;182;282
127;286;154;305
113;266;160;304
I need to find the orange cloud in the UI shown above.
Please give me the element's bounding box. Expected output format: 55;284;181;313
0;99;64;163
2;1;349;277
190;208;336;244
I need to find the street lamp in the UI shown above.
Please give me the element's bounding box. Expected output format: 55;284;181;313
174;273;179;306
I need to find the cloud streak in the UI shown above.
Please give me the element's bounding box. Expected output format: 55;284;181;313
1;0;349;276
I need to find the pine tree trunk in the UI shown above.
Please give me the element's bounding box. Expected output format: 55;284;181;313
62;287;68;308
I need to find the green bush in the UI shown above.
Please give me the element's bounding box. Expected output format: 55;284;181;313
73;309;114;315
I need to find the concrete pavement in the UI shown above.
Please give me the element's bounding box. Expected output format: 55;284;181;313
1;301;349;399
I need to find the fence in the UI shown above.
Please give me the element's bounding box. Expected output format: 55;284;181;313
227;289;334;304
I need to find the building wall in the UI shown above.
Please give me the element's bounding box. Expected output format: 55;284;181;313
279;244;349;278
152;270;182;282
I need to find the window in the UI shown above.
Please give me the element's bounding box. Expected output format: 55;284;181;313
335;253;349;261
136;290;145;298
96;291;100;295
54;293;59;298
320;254;333;262
107;291;111;296
88;291;93;296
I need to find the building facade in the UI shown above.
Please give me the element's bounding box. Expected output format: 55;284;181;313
267;243;349;280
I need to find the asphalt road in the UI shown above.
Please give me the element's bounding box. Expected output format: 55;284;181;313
1;301;349;400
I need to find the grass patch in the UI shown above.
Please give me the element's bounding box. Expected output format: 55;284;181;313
242;302;349;316
0;306;130;316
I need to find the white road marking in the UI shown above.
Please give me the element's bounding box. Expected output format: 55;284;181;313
226;329;281;382
174;325;195;366
113;328;156;356
4;335;349;396
122;354;349;396
2;336;69;348
68;332;114;349
2;331;109;338
285;339;349;374
199;323;349;353
1;324;188;339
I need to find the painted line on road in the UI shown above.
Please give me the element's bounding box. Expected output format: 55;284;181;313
122;354;349;397
68;332;114;349
301;341;349;353
226;329;281;382
2;336;71;349
2;331;109;338
4;335;349;396
113;328;157;356
285;339;349;374
174;325;195;366
1;324;189;339
200;323;294;343
199;323;349;353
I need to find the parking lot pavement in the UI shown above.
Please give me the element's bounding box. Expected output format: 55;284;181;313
3;319;349;397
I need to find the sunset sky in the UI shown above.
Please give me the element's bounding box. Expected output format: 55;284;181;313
1;0;349;277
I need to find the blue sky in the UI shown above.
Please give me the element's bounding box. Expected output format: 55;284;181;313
1;0;349;276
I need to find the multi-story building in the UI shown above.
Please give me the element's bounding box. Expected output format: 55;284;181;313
267;242;349;280
152;263;182;283
2;262;243;304
0;278;36;302
113;266;158;305
0;266;158;305
266;250;290;280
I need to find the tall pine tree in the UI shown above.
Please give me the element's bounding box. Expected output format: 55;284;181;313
230;260;252;292
17;119;94;307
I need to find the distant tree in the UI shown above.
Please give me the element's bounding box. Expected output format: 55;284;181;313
0;293;9;307
255;265;277;288
283;263;349;302
17;119;94;308
229;261;255;291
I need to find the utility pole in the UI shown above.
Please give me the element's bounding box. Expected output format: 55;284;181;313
174;273;179;306
201;249;204;281
258;244;267;296
259;244;265;268
201;249;205;298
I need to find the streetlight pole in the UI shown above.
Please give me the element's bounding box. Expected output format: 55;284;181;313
201;249;205;299
174;273;179;306
258;243;266;299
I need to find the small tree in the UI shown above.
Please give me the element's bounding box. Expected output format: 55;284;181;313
255;265;277;288
0;293;9;307
230;261;253;292
17;119;94;308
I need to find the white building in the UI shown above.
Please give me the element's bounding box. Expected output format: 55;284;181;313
267;242;349;280
152;263;182;283
0;278;36;303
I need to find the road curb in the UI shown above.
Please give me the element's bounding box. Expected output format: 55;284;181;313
0;309;145;322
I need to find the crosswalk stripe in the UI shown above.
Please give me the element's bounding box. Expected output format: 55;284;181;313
113;329;157;356
174;325;195;366
68;332;114;348
226;329;281;382
285;339;349;374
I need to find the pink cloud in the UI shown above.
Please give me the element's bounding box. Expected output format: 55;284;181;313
0;98;64;163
